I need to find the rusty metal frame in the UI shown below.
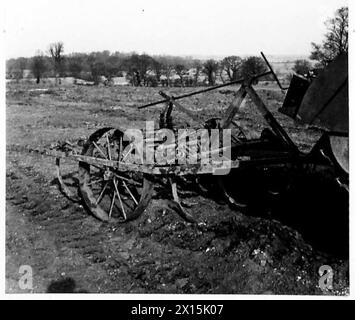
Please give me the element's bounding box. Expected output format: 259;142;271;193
37;53;305;223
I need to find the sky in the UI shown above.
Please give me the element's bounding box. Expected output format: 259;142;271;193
4;0;349;59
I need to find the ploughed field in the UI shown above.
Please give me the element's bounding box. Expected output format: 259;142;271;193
6;82;349;294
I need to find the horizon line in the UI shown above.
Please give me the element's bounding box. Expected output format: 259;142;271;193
5;50;311;61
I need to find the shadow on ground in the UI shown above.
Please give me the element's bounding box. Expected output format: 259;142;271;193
222;167;348;259
47;277;88;293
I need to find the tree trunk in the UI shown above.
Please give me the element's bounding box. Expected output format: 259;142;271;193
179;76;184;87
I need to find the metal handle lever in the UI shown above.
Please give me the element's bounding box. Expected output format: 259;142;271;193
261;51;289;91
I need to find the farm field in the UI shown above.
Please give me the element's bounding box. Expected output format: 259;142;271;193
6;81;349;294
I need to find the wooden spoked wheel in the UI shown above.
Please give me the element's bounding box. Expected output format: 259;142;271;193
78;127;153;222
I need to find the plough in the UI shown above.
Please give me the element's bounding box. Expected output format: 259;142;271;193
33;53;348;224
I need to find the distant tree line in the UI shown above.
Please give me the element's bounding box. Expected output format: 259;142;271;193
6;6;347;87
6;43;272;87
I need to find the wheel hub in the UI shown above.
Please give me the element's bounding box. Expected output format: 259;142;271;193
103;168;114;181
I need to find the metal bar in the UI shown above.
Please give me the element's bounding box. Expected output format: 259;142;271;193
159;91;201;122
159;97;173;129
138;71;272;109
55;157;80;202
35;148;248;174
260;51;289;90
244;85;298;153
169;177;196;223
77;153;246;174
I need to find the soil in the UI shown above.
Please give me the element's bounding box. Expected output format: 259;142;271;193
5;82;349;294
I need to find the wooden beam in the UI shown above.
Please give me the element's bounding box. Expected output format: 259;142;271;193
221;85;247;128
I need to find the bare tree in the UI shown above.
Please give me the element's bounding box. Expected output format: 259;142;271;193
203;59;218;86
217;62;226;84
240;56;267;84
151;60;163;84
90;61;106;85
192;60;202;86
310;6;348;67
12;58;27;82
31;52;47;84
125;54;154;86
161;61;173;87
175;64;186;87
221;56;242;81
67;54;84;79
49;42;64;84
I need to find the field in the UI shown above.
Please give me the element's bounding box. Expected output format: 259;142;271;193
6;81;349;294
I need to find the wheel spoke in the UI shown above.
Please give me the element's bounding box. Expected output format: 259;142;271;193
119;136;123;159
79;128;152;222
113;173;142;187
122;180;138;205
121;143;134;162
109;190;116;219
93;141;108;159
96;181;108;204
88;178;103;186
106;133;112;160
89;164;105;173
113;178;127;220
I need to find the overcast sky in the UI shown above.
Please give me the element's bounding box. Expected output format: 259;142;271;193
4;0;349;59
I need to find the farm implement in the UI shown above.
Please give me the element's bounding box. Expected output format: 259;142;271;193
32;53;348;224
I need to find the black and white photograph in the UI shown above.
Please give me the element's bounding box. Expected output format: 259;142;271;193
3;0;352;299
